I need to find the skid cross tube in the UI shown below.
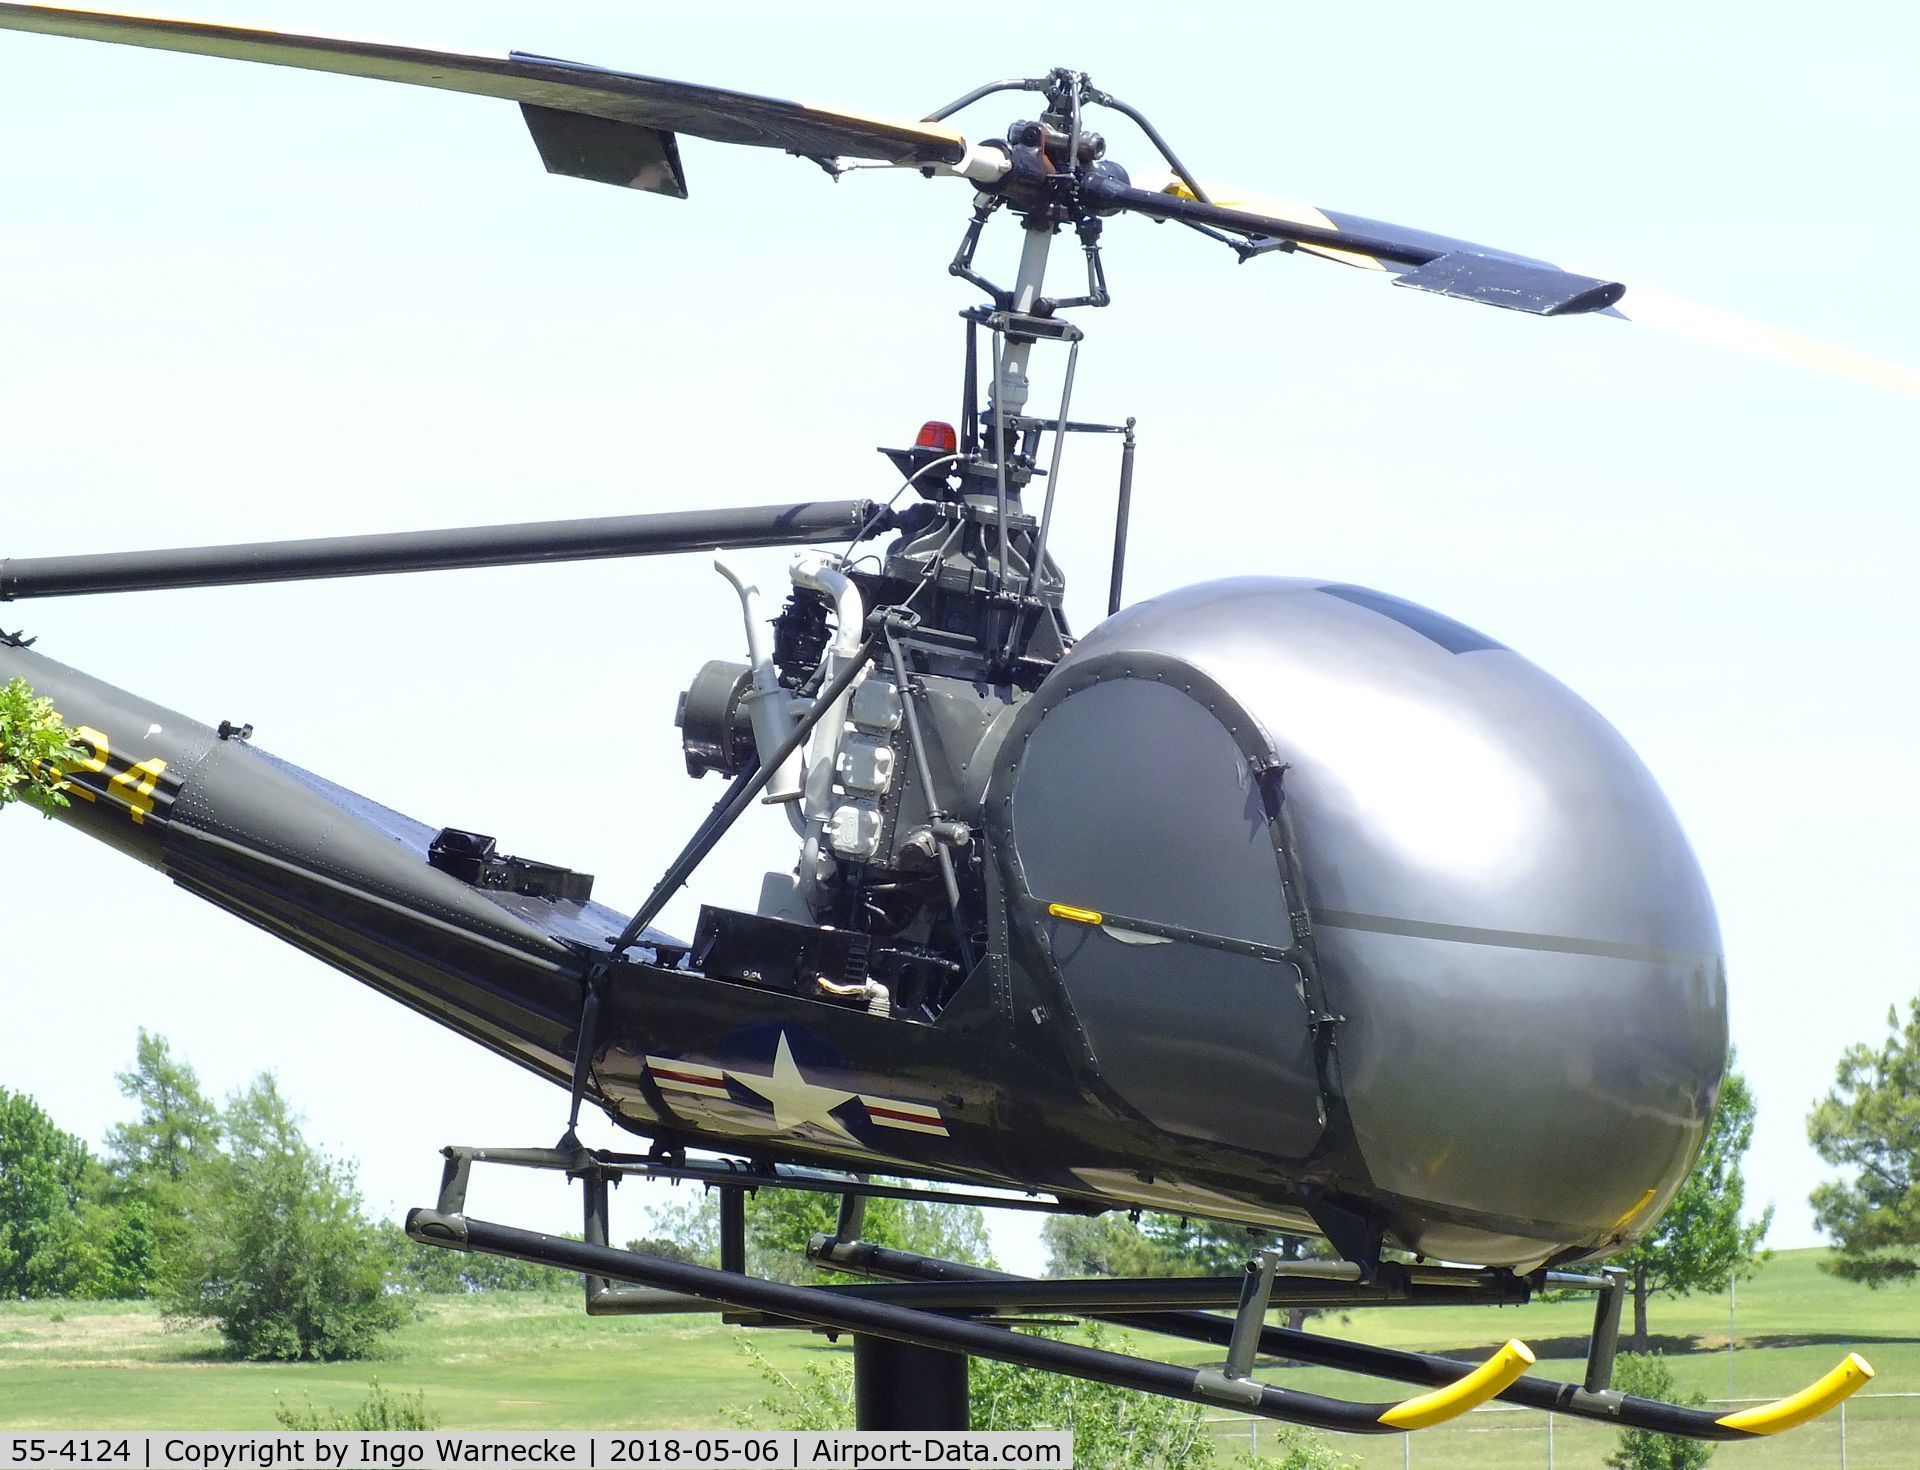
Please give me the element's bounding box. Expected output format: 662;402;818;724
810;1239;1875;1443
405;1208;1528;1434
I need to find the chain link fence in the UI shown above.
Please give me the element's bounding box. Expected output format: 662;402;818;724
1206;1390;1917;1468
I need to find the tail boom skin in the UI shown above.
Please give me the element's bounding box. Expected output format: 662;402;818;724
2;635;597;1089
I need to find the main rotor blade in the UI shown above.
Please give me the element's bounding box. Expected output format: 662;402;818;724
1086;175;1624;316
0;500;875;600
0;3;967;196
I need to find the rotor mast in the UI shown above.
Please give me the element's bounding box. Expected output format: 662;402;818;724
992;221;1055;420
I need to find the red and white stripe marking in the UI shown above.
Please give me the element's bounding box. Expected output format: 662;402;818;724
645;1055;731;1099
644;1051;948;1139
860;1094;949;1137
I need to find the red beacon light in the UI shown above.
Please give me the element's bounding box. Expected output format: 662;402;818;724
880;421;960;486
914;421;958;454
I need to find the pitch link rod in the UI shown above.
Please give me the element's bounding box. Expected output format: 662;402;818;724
816;1239;1875;1442
0;500;875;600
405;1209;1528;1435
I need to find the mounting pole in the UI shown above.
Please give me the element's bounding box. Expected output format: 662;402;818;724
827;1184;968;1431
854;1338;971;1431
719;1185;747;1275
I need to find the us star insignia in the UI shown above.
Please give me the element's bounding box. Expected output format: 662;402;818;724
644;1031;950;1143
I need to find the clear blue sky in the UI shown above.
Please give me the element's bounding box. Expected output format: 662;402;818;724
1;1;1915;1280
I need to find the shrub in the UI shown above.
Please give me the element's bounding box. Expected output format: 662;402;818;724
734;1324;1219;1469
274;1381;440;1430
163;1076;406;1360
1606;1353;1714;1470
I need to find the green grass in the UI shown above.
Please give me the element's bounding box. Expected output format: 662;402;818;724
0;1292;842;1430
1;1247;1911;1468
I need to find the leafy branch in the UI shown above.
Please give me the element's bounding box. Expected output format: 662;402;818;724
0;676;81;817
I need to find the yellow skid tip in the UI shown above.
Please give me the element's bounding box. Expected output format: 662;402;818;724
1715;1352;1875;1436
1047;902;1103;925
1378;1339;1536;1431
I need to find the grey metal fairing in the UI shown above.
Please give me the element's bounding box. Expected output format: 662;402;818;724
1038;577;1725;1264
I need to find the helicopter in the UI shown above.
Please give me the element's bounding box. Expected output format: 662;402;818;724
0;2;1879;1443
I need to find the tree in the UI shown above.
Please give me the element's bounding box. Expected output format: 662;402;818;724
1045;1212;1329;1333
0;676;79;817
1807;998;1920;1286
644;1185;992;1284
1610;1061;1770;1351
1042;1213;1241;1278
384;1223;571;1294
0;1088;98;1297
1043;1214;1187;1278
163;1075;406;1359
101;1031;221;1296
80;1197;162;1300
1605;1353;1714;1470
1045;1212;1320;1280
0;1085;165;1301
1139;1215;1305;1276
106;1031;221;1198
746;1187;993;1279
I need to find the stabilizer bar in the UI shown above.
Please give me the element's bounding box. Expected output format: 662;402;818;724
815;1239;1875;1442
0;499;874;599
404;1206;1528;1435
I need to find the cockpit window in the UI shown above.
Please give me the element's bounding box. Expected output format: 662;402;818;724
1321;584;1506;655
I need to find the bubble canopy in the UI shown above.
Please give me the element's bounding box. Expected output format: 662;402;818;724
999;577;1726;1264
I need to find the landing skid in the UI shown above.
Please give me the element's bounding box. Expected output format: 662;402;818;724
406;1143;1872;1441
